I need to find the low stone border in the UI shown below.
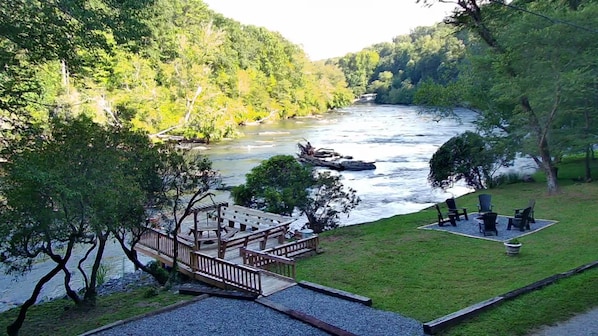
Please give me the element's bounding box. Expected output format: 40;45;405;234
423;260;598;335
298;281;372;306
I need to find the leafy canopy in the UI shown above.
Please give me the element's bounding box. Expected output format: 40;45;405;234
231;155;359;233
429;131;504;190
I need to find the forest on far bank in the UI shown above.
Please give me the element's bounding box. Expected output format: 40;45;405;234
1;0;356;143
1;0;476;145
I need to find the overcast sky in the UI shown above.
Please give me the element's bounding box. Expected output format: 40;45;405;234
203;0;457;60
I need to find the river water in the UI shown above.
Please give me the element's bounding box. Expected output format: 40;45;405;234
0;104;536;312
206;104;478;225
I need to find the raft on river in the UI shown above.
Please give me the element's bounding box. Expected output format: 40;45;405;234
297;141;376;171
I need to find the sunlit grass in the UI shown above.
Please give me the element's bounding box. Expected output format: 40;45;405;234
297;157;598;335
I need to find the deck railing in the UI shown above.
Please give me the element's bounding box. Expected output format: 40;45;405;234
193;252;262;295
137;228;196;270
240;247;296;279
262;235;319;258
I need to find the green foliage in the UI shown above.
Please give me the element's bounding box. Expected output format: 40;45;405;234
146;261;169;285
490;172;524;188
0;114;169;334
429;131;506;190
336;23;466;104
303;171;360;233
232;155;313;216
95;264;111;287
143;287;160;298
232;155;360;232
1;0;353;147
414;0;598;195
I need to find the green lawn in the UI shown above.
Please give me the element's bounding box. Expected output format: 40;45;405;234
1;158;597;336
296;158;598;335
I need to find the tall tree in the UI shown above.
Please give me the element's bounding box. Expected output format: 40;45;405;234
0;115;165;335
415;0;598;195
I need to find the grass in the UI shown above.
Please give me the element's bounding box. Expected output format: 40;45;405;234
295;157;598;335
0;157;596;335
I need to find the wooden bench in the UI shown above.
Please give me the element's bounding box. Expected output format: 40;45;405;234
218;222;291;259
217;205;293;232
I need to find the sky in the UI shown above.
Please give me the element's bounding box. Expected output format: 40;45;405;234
203;0;458;60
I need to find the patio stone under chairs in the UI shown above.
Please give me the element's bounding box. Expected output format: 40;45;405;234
515;199;536;223
477;194;493;214
445;198;468;221
478;212;498;236
508;206;533;231
435;204;456;227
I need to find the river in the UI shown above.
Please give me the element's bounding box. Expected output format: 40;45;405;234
0;104;537;312
205;104;479;225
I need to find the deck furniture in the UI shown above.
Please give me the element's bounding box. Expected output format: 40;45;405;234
478;212;498;236
515;199;536;223
477;194;493;214
508;206;532;231
445;198;468;221
435;204;457;227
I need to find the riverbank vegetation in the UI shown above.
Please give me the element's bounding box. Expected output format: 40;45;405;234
0;157;596;335
334;1;598;196
0;0;353;145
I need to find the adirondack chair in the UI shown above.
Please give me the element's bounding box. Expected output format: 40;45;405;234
477;194;493;214
445;198;468;221
478;212;498;236
435;204;456;227
515;199;536;223
508;207;532;231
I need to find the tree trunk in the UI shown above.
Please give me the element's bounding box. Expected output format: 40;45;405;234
7;265;63;336
585;144;592;182
7;241;75;336
114;232;168;285
61;265;82;305
84;233;108;305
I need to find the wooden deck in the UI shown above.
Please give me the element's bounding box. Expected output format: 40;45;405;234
135;205;319;296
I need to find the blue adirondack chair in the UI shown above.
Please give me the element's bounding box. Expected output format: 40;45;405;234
508;206;533;231
479;212;498;236
477;194;493;214
445;198;468;221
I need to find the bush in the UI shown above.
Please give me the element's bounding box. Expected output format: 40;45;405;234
491;173;523;187
147;260;169;284
232;155;360;233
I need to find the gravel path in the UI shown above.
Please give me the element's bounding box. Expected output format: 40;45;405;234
528;307;598;336
91;295;330;336
90;272;597;336
90;284;424;336
267;285;424;336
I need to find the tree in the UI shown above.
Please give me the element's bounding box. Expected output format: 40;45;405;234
231;155;360;233
302;171;361;233
428;131;510;190
156;151;220;282
232;155;312;216
416;0;598;195
0;115;165;335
